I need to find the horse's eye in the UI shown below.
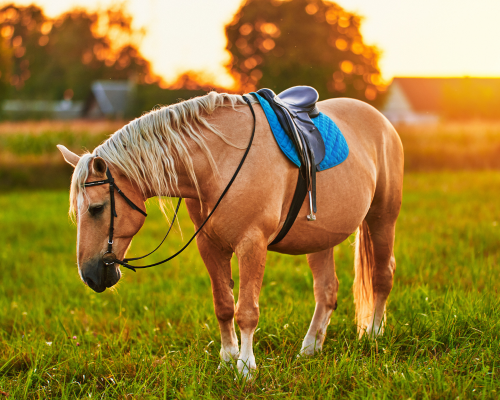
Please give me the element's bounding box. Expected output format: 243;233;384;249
89;204;104;216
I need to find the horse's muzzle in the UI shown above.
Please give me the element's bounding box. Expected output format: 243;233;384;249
81;257;121;293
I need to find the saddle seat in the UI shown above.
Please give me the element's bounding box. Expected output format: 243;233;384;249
275;86;320;118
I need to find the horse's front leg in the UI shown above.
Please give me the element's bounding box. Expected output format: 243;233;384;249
234;234;267;377
196;233;239;362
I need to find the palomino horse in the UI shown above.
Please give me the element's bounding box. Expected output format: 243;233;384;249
57;92;403;376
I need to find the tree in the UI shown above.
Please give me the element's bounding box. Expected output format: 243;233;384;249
0;4;156;102
0;33;12;103
225;0;385;104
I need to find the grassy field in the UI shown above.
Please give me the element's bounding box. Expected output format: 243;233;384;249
1;171;499;398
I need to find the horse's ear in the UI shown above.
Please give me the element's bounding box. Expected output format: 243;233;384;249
57;145;80;168
91;157;107;176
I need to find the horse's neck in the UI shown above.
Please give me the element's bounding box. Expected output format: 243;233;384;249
170;140;221;201
149;112;237;201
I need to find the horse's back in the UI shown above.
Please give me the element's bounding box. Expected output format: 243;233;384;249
318;97;403;175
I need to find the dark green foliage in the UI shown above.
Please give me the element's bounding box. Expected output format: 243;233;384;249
225;0;384;104
0;4;153;104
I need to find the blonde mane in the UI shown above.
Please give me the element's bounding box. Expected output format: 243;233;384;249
69;91;252;217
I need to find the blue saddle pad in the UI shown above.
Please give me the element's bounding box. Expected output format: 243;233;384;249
251;92;349;171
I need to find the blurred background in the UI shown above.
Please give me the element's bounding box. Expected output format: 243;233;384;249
0;0;499;187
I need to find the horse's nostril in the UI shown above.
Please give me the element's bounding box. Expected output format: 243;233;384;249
85;276;102;292
83;273;106;293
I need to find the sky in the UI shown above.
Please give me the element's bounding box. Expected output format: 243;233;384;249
4;0;500;86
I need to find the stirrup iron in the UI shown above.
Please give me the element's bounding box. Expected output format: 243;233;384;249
307;191;316;221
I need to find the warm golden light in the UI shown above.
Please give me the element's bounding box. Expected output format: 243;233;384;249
250;69;263;80
235;37;247;49
38;35;49;46
338;15;350;28
305;3;318;15
40;21;52;34
244;57;258;69
1;24;14;38
239;23;253;35
325;9;338;25
340;60;354;74
335;38;348;51
351;41;364;55
260;22;280;37
12;35;22;47
365;86;377;100
332;70;344;82
2;0;500;86
261;38;275;51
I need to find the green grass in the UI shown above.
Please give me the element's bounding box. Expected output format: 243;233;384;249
1;171;499;399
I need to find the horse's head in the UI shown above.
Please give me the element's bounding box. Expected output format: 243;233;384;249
57;145;147;293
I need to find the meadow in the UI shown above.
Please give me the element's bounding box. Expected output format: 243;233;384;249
1;121;500;398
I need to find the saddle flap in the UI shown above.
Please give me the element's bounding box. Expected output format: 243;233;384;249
295;120;325;164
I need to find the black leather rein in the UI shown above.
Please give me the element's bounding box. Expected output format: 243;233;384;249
83;95;256;272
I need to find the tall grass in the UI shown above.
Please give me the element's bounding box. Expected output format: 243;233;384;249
0;171;499;398
0;120;120;190
398;121;500;170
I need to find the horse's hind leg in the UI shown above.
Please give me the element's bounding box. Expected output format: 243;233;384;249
300;248;339;356
354;216;398;338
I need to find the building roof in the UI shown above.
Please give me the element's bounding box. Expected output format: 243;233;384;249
84;80;133;117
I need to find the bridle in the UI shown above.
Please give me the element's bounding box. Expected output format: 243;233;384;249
83;96;256;273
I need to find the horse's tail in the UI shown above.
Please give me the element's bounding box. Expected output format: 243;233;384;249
353;219;375;336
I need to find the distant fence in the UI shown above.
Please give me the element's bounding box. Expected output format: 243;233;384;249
2;100;84;120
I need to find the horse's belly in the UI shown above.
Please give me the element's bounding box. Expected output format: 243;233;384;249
268;165;373;255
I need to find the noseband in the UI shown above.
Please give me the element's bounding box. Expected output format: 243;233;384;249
83;96;256;272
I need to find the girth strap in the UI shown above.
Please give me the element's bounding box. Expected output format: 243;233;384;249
269;171;308;246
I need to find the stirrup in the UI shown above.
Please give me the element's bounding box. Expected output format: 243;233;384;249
307;191;316;221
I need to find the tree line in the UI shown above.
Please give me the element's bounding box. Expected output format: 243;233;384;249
0;0;386;118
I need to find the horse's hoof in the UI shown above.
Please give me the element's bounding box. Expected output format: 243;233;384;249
298;346;321;358
237;359;256;381
237;367;255;381
298;338;323;357
363;324;384;339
